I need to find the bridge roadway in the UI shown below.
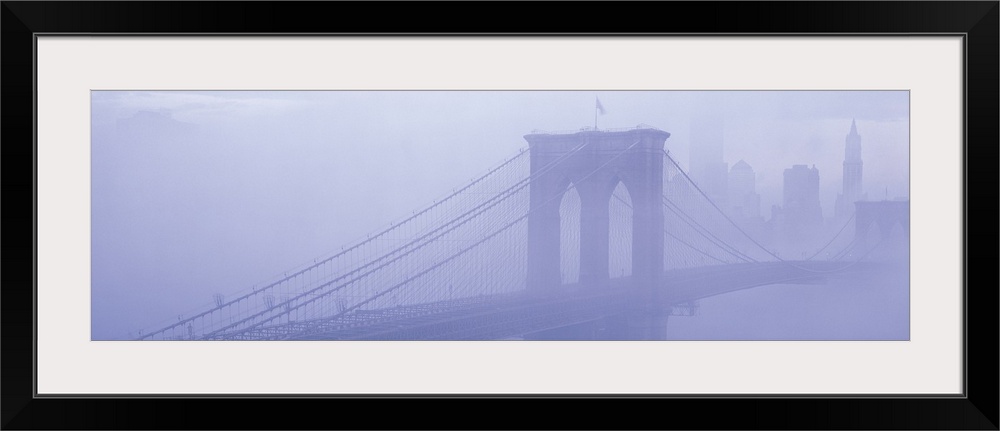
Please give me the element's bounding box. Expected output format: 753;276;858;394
212;261;880;341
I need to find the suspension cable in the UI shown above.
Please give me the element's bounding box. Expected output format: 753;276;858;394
610;192;729;264
662;149;885;274
221;140;644;340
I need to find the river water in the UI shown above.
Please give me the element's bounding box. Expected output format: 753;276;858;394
664;259;910;340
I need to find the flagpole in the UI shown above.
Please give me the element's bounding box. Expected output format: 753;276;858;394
594;97;605;130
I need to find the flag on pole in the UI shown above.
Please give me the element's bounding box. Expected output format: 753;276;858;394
594;97;606;130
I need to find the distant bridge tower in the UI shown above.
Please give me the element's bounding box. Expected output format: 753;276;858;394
855;200;910;240
524;127;671;339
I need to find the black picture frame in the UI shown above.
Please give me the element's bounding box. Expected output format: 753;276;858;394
2;2;996;429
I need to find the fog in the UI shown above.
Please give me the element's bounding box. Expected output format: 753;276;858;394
91;91;909;340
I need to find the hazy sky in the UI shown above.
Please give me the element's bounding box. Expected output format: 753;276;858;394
91;90;909;339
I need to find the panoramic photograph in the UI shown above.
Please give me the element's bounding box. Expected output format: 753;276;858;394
91;90;910;341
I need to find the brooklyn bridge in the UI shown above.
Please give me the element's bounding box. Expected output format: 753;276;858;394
136;125;905;341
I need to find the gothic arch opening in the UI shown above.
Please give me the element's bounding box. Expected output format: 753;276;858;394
608;180;633;280
886;222;909;261
559;183;581;285
887;221;905;239
862;217;881;243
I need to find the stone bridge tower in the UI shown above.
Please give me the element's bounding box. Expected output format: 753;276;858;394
524;126;671;339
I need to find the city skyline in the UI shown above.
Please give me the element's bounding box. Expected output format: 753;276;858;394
91;90;909;340
685;114;907;223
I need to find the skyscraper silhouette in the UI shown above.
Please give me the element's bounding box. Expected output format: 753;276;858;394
835;119;867;218
689;115;728;208
727;159;760;220
782;164;823;236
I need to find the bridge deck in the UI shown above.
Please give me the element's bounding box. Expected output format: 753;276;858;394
204;260;880;341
